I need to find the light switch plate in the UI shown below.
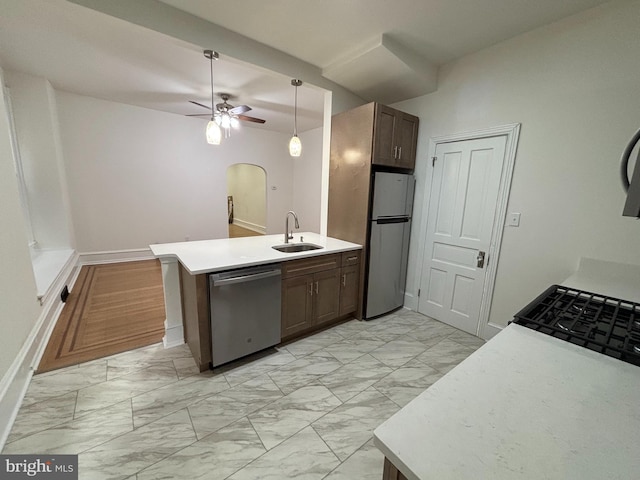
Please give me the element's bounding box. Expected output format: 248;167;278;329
507;213;521;227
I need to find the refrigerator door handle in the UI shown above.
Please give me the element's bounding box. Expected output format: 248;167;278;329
375;217;410;225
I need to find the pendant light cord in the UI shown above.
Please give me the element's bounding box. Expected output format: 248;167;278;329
210;55;215;122
294;83;298;136
291;79;302;136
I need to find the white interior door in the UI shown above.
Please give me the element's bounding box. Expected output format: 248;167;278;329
418;136;507;335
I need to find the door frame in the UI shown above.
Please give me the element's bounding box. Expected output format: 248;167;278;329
416;123;520;339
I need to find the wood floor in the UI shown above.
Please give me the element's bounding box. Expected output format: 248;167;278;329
228;223;263;238
37;260;166;373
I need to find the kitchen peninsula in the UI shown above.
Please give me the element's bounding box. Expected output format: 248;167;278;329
150;232;362;370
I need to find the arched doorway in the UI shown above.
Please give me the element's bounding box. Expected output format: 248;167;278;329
226;163;267;238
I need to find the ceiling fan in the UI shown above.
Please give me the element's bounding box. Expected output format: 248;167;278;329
187;93;266;127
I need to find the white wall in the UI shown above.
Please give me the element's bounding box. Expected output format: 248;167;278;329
0;72;325;410
227;163;267;232
56;91;299;251
5;72;74;250
397;0;640;329
292;127;324;233
0;68;42;386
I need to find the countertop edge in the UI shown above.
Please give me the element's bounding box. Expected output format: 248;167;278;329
150;233;362;275
186;245;362;275
372;434;420;480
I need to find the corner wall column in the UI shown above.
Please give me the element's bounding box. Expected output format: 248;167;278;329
159;257;184;348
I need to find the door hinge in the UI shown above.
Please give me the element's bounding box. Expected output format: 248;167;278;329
417;289;421;297
432;156;437;167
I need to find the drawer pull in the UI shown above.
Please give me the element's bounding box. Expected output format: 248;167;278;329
347;256;358;262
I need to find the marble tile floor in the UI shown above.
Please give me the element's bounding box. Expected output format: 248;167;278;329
2;309;485;479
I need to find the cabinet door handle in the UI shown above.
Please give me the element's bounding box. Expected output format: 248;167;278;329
309;282;313;296
342;274;346;287
393;146;398;159
315;281;319;294
398;146;402;160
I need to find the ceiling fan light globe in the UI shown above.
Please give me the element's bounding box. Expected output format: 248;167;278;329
289;135;302;157
206;120;222;145
221;113;231;129
231;117;240;129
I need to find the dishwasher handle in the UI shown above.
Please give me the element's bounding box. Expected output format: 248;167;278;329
212;269;281;287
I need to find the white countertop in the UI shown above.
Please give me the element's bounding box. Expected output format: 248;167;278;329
373;324;640;480
149;232;361;275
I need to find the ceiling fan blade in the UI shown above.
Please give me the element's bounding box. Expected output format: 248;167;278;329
229;104;251;115
189;100;212;110
237;114;266;124
186;113;212;117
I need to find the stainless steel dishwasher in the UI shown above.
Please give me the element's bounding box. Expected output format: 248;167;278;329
209;263;282;367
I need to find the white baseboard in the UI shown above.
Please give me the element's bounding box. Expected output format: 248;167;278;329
0;249;175;449
403;293;503;340
32;248;76;305
163;320;185;349
481;322;503;340
0;252;78;450
233;218;266;235
79;248;155;265
403;291;418;311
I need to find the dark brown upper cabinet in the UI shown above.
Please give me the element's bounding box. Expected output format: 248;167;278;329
372;104;419;170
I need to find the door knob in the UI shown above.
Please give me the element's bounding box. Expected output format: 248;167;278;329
477;251;486;268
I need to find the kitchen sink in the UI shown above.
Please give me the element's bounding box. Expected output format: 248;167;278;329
272;243;323;253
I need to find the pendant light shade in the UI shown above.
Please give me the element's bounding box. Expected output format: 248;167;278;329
289;135;302;157
289;79;303;157
204;49;221;145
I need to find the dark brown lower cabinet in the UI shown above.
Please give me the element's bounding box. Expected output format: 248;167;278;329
313;268;341;326
281;265;341;340
281;273;314;338
339;264;359;316
281;251;360;341
179;266;211;372
382;458;409;480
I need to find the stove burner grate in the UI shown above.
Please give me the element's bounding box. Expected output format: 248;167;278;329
512;285;640;367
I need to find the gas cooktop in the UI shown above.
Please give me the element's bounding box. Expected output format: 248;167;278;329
512;284;640;367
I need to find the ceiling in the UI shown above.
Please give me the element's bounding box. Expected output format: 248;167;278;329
0;0;610;134
159;0;610;104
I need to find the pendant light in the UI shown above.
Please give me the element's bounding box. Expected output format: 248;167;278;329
204;49;222;145
289;79;303;157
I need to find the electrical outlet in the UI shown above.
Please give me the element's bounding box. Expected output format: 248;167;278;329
507;213;521;227
60;285;69;303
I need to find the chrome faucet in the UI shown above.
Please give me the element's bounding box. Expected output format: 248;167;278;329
284;211;300;243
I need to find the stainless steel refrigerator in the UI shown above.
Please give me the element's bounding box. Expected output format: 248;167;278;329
364;171;415;319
